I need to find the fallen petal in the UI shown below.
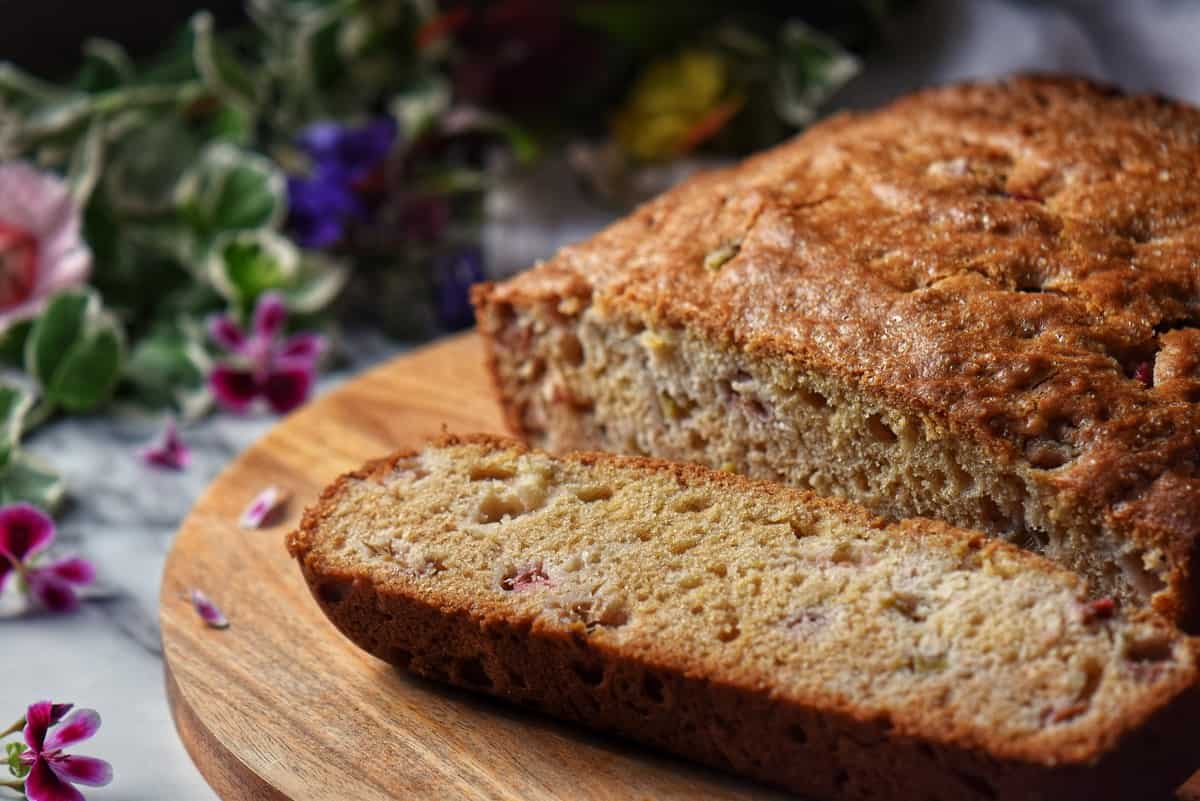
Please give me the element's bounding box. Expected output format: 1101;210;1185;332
252;291;288;340
43;708;100;751
262;365;313;414
207;314;246;354
239;486;290;529
0;503;55;563
139;417;191;471
209;365;260;414
190;589;229;629
23;758;84;801
41;557;96;586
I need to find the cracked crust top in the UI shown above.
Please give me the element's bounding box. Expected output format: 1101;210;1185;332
475;75;1200;623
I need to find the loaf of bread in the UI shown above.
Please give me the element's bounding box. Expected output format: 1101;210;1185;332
288;434;1200;801
472;75;1200;628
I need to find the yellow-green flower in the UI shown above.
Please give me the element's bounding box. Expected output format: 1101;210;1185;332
613;50;741;162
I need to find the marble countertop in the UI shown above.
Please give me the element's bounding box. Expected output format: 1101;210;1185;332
8;1;1200;798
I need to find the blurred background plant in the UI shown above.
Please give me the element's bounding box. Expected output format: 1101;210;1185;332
0;0;909;509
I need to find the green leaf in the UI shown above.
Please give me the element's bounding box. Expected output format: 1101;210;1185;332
0;381;33;467
192;12;261;112
103;115;201;217
0;320;32;367
389;75;450;140
77;38;135;93
47;324;124;412
25;290;126;413
207;230;346;314
283;251;348;313
178;144;286;236
414;167;488;195
67;119;106;205
23;93;93;139
124;324;209;412
0;62;68;109
7;740;30;779
440;107;539;164
26;291;91;388
0;453;65;512
207;230;298;305
773;21;860;127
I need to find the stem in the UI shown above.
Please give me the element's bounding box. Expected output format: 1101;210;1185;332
0;717;24;739
0;778;24;794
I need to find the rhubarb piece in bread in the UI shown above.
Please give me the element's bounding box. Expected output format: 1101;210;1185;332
472;75;1200;628
288;435;1200;801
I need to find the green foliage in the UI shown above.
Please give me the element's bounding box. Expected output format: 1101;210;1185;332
124;321;210;417
208;230;346;313
773;21;862;126
0;381;65;512
0;0;905;502
6;740;30;780
177;144;287;238
26;290;125;413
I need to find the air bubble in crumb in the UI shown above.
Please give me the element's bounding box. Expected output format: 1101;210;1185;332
476;490;525;523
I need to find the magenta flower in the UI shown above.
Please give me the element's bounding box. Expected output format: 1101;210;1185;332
208;292;326;415
0;163;91;331
15;701;112;801
138;417;191;471
0;504;95;613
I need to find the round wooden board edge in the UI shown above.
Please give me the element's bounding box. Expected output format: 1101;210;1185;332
157;334;483;801
165;662;289;801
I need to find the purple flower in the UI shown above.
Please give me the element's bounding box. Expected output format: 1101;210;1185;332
285;118;398;249
298;118;398;182
207;292;326;415
433;246;486;330
17;701;112;801
190;589;229;629
0;504;95;614
285;174;361;249
138;417;190;471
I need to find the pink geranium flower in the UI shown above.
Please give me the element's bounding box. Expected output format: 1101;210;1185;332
208;292;326;414
0;163;91;330
18;701;112;801
0;503;95;613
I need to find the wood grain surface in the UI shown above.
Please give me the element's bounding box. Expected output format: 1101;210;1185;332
160;332;1200;801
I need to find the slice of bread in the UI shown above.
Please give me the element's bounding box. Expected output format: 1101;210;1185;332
288;434;1200;800
471;76;1200;628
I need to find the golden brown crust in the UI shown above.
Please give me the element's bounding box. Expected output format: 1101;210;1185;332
473;75;1200;626
289;436;1200;799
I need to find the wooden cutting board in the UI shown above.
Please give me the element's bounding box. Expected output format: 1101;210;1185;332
160;332;791;801
160;332;1200;801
